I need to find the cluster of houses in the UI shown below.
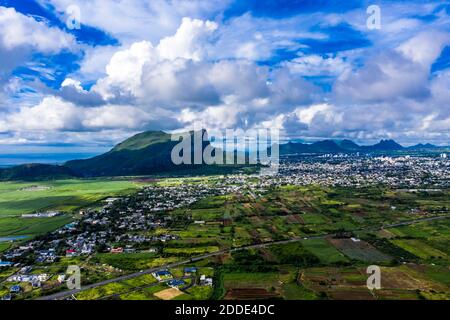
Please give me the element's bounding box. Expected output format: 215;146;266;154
276;155;450;188
0;170;269;300
1;266;69;300
0;177;241;269
2;241;42;261
21;211;62;218
151;267;213;289
152;270;173;281
7;273;49;288
0;260;14;268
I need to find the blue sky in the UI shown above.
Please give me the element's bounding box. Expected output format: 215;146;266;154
0;0;449;159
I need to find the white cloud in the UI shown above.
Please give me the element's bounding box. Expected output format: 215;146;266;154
397;31;450;66
39;0;230;44
0;96;152;133
334;31;450;103
3;2;450;147
92;18;221;102
82;105;152;130
157;17;217;61
88;18;315;116
61;78;84;92
178;104;240;129
1;96;82;131
0;6;75;52
77;45;119;80
295;103;335;125
284;54;349;77
0;6;76;110
94;41;155;100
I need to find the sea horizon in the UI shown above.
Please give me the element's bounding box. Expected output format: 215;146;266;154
0;153;103;167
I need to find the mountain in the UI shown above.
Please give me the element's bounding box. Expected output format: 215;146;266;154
65;131;177;177
65;130;243;177
0;164;77;181
362;139;404;151
407;143;438;150
279;139;405;155
278;142;313;154
0;130;256;181
310;140;345;153
111;131;171;152
279;140;345;154
336;139;360;150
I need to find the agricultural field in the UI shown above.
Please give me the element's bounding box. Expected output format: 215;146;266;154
327;238;392;263
0;179;143;239
0;179;140;216
301;238;349;264
384;219;450;265
154;287;184;300
0;180;449;301
0;215;72;238
391;239;447;261
295;264;450;300
0;242;11;253
222;272;288;300
91;253;180;271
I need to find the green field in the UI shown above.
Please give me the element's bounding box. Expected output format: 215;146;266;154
301;238;349;264
0;242;10;252
0;179;141;238
391;239;448;260
0;214;72;238
183;285;214;300
163;246;220;256
0;179;140;216
92;253;180;271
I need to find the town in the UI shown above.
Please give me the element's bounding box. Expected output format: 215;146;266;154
0;154;449;300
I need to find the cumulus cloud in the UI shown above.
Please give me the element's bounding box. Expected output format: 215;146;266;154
334;31;450;103
0;6;75;52
59;78;105;106
398;31;450;66
2;2;450;147
75;45;121;81
334;50;431;102
2;15;318;144
283;54;349;77
1;96;83;132
91;17;219;103
94;41;155;100
39;0;230;43
0;6;76;110
0;96;152;133
88;17;316;123
157;17;217;61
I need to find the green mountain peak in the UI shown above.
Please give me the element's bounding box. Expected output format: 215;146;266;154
111;131;171;152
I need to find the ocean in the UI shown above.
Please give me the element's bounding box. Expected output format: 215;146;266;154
0;153;101;167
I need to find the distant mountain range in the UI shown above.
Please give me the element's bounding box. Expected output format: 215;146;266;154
279;139;448;155
0;130;448;181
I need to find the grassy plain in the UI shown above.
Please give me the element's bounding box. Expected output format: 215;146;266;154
301;238;349;264
0;179;141;238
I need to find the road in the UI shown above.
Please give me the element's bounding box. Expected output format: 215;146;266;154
36;214;449;300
